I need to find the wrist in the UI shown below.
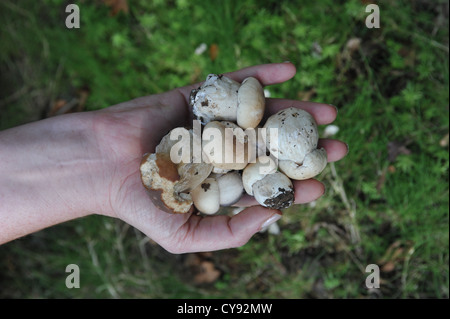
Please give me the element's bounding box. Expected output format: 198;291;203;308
0;112;105;243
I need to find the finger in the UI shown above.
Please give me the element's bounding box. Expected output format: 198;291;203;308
169;207;281;253
177;62;297;101
233;179;325;207
265;99;338;125
224;62;297;86
318;138;349;162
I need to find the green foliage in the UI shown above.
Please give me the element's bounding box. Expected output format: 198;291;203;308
0;0;448;298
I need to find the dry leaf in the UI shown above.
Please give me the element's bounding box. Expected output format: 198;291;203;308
47;87;89;117
209;44;219;62
184;253;221;285
102;0;129;16
381;261;395;273
378;240;414;273
193;261;221;284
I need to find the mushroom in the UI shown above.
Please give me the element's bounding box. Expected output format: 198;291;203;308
263;107;327;180
140;128;213;214
236;77;266;129
190;177;220;215
190;74;265;129
242;156;294;209
202;121;249;171
216;171;244;206
191;171;244;215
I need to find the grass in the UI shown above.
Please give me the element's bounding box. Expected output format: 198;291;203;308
0;0;448;298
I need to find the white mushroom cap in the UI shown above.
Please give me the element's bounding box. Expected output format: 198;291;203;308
263;107;327;180
242;156;294;209
190;74;240;125
202;121;248;170
278;148;328;180
252;171;294;209
216;171;244;206
237;77;265;129
190;177;220;215
191;172;243;215
242;156;277;196
220;121;247;145
263;107;319;162
219;121;265;163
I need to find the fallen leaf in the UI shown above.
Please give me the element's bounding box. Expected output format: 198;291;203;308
388;165;396;173
184;253;221;285
47;87;89;117
102;0;128;16
48;99;67;116
209;44;219;62
381;261;395;273
194;261;221;284
378;240;414;273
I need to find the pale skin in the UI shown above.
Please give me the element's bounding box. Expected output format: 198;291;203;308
0;63;348;253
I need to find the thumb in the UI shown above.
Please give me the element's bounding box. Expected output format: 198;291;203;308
229;206;282;242
168;206;282;253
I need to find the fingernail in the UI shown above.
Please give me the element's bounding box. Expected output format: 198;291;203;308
320;183;326;197
329;104;338;114
260;212;282;230
345;142;350;155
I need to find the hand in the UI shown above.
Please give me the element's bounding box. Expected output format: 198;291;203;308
91;63;348;253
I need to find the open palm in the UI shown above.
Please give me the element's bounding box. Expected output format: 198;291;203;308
92;63;348;253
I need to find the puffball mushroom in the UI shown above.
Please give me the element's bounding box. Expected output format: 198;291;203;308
140;128;213;214
263;107;328;180
191;171;244;215
242;156;294;209
190;74;265;129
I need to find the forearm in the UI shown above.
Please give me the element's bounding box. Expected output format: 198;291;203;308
0;113;105;244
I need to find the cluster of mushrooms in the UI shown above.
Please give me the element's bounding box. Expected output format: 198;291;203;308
140;74;328;215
